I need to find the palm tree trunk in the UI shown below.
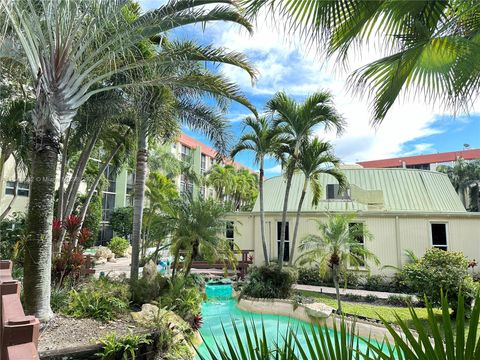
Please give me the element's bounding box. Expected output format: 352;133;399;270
278;167;294;269
56;125;71;221
171;247;180;279
130;122;148;282
332;265;342;314
24;130;59;322
184;240;199;277
289;177;308;265
73;141;123;246
259;159;269;264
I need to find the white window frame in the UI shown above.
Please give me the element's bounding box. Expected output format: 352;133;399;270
5;181;15;196
348;221;367;270
430;221;448;251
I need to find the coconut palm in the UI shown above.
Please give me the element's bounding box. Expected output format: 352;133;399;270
267;91;345;268
243;0;480;123
231;116;283;264
289;138;347;265
297;214;379;313
0;0;255;320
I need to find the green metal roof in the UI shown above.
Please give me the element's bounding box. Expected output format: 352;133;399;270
253;168;466;213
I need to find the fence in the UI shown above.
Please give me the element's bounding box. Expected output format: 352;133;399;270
0;260;39;360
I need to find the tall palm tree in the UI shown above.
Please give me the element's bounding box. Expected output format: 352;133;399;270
297;214;379;313
231;116;283;264
1;0;255;320
243;0;480;124
288;138;347;265
267;91;345;268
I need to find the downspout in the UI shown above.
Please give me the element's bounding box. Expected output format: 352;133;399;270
395;216;402;268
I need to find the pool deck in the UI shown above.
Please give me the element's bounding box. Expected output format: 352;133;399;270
294;284;415;300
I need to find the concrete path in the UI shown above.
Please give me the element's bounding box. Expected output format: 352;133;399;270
94;256;133;278
293;284;414;300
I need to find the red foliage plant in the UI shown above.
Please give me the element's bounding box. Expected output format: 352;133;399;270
78;227;92;245
191;314;203;330
52;218;62;242
63;214;82;238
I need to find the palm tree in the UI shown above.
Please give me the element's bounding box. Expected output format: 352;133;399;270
206;164;238;202
168;195;234;278
231;116;283;264
267;91;345;268
297;214;379;313
438;158;480;211
1;0;255;320
288;138;347;265
243;0;480;124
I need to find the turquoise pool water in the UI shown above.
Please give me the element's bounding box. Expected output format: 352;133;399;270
197;284;384;359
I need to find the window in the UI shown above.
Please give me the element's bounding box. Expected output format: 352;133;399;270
17;182;29;197
181;145;191;162
5;181;29;197
102;193;116;221
201;186;206;198
326;184;349;200
349;222;365;267
5;181;15;195
277;221;290;262
431;223;448;251
201;154;207;175
226;221;234;250
180;174;193;196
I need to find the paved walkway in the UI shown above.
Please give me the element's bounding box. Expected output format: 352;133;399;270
294;284;414;300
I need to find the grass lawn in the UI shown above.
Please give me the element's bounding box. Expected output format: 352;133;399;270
297;290;480;337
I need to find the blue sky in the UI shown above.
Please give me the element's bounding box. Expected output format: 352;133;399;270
140;1;480;177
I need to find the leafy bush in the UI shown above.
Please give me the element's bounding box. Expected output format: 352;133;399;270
50;287;70;313
96;332;151;360
157;277;204;323
401;248;477;314
297;266;361;289
241;265;298;299
364;294;379;303
110;207;133;239
363;274;389;292
130;273;168;306
0;212;26;263
344;294;363;302
65;277;130;321
107;236;130;257
82;194;102;248
386;294;414;307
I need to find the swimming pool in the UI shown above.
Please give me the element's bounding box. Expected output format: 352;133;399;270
196;284;385;359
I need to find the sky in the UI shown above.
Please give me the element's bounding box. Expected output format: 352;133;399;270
140;0;480;178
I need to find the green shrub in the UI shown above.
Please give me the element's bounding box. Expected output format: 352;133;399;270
65;277;130;321
50;287;70;313
82;194;102;248
110;207;133;239
297;266;361;289
364;294;379;303
241;265;298;299
157;277;204;323
401;248;476;314
386;294;414;307
107;236;130;257
96;332;151;360
344;294;363;302
130;273;168;306
363;274;389;292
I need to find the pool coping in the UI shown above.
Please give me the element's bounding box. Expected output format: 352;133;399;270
237;296;398;343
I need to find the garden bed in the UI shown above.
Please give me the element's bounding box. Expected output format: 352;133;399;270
38;313;147;353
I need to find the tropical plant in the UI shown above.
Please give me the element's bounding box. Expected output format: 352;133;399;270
206;164;238;201
241;264;298;299
1;0;255;320
438;158;480;211
0;212;26;262
167;195;235;278
401;247;476;315
297;214;379;313
231;116;281;264
107;237;130;257
289;138;346;264
244;0;480;124
97;332;152;360
267;91;345;268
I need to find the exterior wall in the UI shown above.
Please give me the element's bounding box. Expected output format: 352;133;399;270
229;212;480;274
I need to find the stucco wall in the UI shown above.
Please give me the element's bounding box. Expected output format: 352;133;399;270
227;212;480;274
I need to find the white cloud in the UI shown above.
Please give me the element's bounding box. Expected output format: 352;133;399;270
264;164;282;175
211;18;479;163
